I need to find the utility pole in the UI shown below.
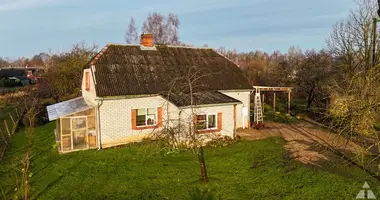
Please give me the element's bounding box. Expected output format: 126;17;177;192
372;17;377;68
373;0;380;67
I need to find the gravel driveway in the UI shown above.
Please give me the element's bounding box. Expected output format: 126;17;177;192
237;122;364;165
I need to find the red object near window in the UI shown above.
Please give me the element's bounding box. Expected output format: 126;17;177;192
85;72;90;91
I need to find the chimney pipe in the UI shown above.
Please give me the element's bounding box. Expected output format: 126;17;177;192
140;33;153;47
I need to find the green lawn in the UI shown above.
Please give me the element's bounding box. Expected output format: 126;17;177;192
0;122;379;200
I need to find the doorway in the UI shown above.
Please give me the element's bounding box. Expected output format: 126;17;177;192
59;108;97;153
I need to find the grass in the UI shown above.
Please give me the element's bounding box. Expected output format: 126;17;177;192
0;122;379;199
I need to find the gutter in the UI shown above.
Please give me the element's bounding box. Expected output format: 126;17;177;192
179;102;242;109
95;94;159;100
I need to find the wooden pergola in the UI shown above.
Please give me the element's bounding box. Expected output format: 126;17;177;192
253;86;293;114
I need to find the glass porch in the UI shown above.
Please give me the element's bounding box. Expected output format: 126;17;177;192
56;108;97;153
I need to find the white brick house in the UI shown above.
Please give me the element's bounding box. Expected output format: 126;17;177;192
47;34;253;153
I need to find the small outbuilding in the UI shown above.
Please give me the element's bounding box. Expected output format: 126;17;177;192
47;97;98;153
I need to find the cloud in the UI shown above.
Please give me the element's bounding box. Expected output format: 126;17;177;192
0;0;66;11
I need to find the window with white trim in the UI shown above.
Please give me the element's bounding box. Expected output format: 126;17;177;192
197;114;217;130
136;108;157;126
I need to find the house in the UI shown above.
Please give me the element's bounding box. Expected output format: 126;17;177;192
0;67;42;85
47;34;253;153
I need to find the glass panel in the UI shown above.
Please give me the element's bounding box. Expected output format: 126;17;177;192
147;108;156;115
62;135;72;152
87;116;97;148
73;130;87;150
197;115;206;130
197;115;206;121
61;118;71;136
87;116;96;130
67;108;95;117
136;109;146;126
72;118;86;130
147;108;156;125
88;133;97;148
137;109;146;115
208;115;216;128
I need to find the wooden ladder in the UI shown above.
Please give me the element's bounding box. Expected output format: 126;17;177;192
254;89;263;124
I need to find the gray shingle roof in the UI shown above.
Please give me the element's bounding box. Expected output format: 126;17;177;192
91;44;252;97
164;91;242;107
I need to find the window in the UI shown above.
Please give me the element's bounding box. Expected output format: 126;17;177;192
197;114;217;130
136;108;157;126
85;72;90;90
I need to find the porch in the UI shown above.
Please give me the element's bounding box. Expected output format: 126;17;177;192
47;97;98;153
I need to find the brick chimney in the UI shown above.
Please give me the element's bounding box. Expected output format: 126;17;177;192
140;33;153;47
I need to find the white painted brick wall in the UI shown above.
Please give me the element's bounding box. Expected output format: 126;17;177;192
181;105;235;138
99;96;179;145
219;90;251;128
99;97;237;145
81;68;97;106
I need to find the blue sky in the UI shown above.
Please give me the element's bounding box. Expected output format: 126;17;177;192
0;0;356;59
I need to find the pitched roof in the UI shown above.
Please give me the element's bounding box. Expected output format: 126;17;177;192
165;91;241;107
0;69;26;78
91;44;252;97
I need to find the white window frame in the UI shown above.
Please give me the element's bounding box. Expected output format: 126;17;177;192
197;113;218;130
136;108;158;127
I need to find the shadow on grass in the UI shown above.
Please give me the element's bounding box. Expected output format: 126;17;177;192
32;157;84;199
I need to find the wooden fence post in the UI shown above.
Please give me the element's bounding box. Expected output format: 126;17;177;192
9;113;15;126
4;120;10;136
15;108;20;118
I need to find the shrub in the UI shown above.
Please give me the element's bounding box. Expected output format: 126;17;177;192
205;136;239;148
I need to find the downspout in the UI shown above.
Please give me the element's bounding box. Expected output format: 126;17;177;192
96;98;104;151
178;109;182;138
248;88;255;129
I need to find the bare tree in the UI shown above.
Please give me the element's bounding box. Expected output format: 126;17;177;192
142;12;180;45
326;0;380;174
125;17;138;44
10;89;41;200
157;67;227;184
0;57;9;68
296;50;333;109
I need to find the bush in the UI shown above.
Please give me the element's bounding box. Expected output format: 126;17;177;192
273;113;298;124
0;77;24;87
205;136;240;148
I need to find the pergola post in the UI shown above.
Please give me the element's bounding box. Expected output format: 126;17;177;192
262;94;265;113
287;90;291;114
273;92;276;113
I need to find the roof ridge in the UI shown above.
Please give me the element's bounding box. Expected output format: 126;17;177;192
215;51;240;68
107;43;141;47
90;44;111;65
98;43;213;50
164;45;213;50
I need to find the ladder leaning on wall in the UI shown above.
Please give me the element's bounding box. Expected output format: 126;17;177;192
254;88;263;124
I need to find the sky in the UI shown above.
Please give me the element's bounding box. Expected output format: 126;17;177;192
0;0;356;59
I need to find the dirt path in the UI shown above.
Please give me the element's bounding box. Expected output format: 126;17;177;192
237;122;365;165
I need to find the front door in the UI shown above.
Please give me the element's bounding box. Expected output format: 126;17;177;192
71;116;88;150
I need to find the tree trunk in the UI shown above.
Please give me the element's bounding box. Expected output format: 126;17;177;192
307;85;315;109
197;146;208;184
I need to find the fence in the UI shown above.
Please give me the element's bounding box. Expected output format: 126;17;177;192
0;107;24;163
